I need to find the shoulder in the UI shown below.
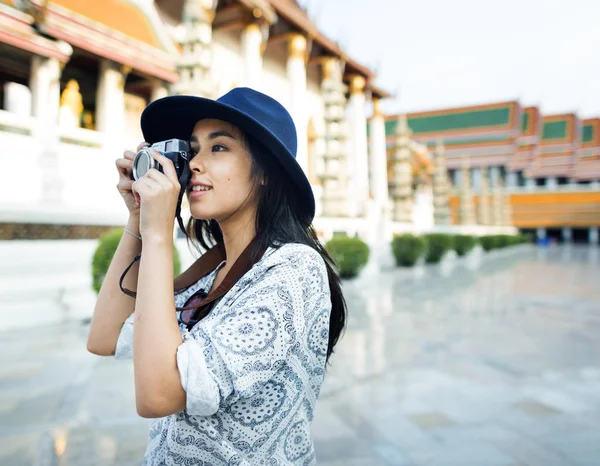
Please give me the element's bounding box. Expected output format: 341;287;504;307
261;243;327;276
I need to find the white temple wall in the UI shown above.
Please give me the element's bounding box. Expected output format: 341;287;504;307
211;29;246;96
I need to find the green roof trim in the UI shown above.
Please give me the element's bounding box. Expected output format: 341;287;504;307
522;112;530;132
382;107;512;136
583;124;594;143
385;135;511;150
542;120;567;140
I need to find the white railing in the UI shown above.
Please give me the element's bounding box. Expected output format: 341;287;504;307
0;109;35;135
59;126;104;148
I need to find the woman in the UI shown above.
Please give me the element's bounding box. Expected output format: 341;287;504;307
87;87;346;465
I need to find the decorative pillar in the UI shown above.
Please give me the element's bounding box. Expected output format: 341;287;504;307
562;227;572;242
478;166;491;225
432;140;450;225
506;171;517;191
369;97;389;210
242;22;265;89
96;60;128;151
390;115;413;223
175;0;216;97
287;33;308;173
491;169;504;226
503;188;513;226
151;79;169;102
347;74;369;217
459;156;476;224
319;57;350;217
30;55;63;203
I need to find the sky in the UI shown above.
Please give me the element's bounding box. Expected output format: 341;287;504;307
298;0;600;117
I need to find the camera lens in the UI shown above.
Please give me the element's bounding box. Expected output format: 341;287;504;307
132;149;155;180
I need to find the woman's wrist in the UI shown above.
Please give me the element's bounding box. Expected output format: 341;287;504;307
126;215;141;236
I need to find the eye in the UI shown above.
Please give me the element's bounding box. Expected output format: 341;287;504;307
212;144;227;152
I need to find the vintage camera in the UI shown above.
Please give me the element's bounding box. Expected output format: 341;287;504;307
132;139;191;182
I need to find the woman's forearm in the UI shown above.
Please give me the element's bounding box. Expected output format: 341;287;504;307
87;216;142;355
133;235;186;418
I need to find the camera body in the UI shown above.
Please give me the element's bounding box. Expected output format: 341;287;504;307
132;139;190;183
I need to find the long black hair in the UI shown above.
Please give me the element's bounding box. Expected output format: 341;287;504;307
185;134;346;362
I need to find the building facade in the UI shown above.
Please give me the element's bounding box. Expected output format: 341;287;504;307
378;103;600;244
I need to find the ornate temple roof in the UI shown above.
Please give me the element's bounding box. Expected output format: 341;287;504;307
28;0;179;81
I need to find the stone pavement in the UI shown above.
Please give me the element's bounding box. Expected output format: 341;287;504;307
1;244;599;466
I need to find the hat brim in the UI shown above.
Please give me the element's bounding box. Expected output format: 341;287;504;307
141;95;315;221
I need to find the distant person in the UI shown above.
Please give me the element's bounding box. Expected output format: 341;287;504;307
86;88;346;465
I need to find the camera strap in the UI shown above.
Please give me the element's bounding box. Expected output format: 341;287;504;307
175;162;191;238
119;161;191;298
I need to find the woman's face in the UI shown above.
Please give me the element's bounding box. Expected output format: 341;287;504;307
186;119;260;223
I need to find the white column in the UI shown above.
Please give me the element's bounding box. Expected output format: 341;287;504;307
241;23;264;89
526;177;536;191
286;33;308;174
348;74;369;216
506;171;517;190
562;227;572;242
96;60;127;151
546;177;558;189
30;55;63;203
369;98;389;209
151;79;169;102
472;167;481;192
589;227;599;244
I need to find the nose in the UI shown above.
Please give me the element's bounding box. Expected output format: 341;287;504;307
189;152;205;173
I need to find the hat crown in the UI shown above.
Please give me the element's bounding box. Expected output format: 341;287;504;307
218;88;298;158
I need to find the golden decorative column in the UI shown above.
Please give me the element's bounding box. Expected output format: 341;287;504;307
432;140;451;225
459;156;476;224
287;33;308;173
478;166;491;225
390;115;413;223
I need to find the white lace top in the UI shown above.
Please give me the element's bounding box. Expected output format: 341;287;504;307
115;243;331;466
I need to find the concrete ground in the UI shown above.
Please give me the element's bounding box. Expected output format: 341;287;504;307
1;244;599;465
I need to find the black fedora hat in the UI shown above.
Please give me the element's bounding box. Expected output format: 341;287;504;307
140;87;315;221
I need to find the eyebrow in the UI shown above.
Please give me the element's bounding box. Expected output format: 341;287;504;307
189;130;237;143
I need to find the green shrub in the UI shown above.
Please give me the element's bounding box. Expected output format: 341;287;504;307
423;233;454;263
479;235;497;251
453;235;477;257
325;236;370;278
92;228;182;293
391;234;427;266
496;234;514;248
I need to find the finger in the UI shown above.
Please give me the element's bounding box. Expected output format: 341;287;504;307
145;168;175;190
117;179;134;192
123;150;137;161
137;141;150;152
150;150;179;185
116;158;133;173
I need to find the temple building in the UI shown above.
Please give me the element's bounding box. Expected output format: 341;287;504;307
377;103;600;244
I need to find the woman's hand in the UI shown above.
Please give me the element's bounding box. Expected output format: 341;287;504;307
132;150;181;242
116;142;149;218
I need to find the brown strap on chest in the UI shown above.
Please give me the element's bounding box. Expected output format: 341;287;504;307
175;240;267;312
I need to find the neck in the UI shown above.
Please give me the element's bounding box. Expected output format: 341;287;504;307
217;208;258;269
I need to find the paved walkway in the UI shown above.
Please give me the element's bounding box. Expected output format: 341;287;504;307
1;245;599;465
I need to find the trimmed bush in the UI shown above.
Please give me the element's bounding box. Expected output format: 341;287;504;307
92;228;182;293
325;235;370;278
391;234;427;266
423;233;454;263
479;235;497;251
496;234;513;248
453;234;477;257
